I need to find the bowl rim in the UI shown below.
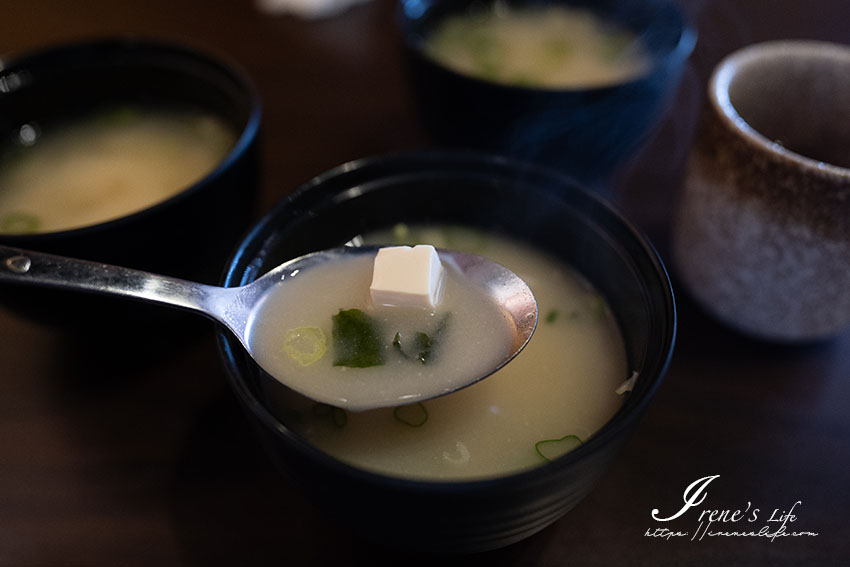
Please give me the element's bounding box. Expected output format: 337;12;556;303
396;0;697;94
0;35;262;239
709;39;850;179
217;149;676;493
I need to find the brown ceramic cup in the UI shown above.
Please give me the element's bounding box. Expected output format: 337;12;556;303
672;40;850;341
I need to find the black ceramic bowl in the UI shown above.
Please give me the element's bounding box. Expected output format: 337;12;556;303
0;37;261;325
218;151;676;553
398;0;695;185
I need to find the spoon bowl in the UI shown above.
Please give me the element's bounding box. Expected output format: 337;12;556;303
0;244;536;409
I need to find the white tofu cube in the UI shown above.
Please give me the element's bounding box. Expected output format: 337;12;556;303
370;245;444;308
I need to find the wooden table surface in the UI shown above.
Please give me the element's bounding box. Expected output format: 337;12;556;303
1;1;849;565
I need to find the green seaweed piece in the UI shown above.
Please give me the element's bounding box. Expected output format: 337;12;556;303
332;308;385;368
393;330;435;363
392;332;405;353
414;332;433;363
392;313;451;364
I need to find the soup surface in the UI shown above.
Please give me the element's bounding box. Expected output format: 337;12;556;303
263;226;630;480
246;250;515;411
0;105;236;234
425;4;650;88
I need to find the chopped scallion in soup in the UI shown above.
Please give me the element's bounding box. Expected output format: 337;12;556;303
260;226;631;480
425;5;650;88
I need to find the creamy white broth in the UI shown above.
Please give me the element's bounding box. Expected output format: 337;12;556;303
246;251;515;411
262;226;629;480
0;105;236;234
425;5;651;89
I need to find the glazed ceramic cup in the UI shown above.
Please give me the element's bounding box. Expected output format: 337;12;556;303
672;40;850;341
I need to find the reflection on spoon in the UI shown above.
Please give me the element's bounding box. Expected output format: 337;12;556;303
0;245;537;410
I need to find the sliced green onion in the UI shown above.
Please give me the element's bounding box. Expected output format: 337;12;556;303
545;309;559;324
0;211;41;234
312;403;347;428
283;326;327;366
393;403;429;427
331;407;347;428
535;434;582;461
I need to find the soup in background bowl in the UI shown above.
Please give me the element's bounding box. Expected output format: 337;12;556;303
218;151;676;553
0;104;237;234
0;37;261;329
424;3;653;89
398;0;696;185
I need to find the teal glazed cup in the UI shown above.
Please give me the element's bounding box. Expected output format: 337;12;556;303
672;40;850;341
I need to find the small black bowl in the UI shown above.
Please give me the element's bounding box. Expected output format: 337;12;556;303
398;0;696;185
218;151;676;553
0;37;261;328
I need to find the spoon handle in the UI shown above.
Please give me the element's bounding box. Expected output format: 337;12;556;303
0;245;222;319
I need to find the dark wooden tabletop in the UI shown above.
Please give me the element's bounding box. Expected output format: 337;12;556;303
1;1;849;565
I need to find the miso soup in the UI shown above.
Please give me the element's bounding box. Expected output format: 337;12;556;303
425;4;651;88
246;249;515;411
264;226;630;480
0;105;236;234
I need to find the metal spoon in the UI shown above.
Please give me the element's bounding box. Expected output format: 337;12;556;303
0;244;537;409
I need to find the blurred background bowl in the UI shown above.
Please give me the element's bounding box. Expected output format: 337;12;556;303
218;150;676;553
0;37;261;329
398;0;695;186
